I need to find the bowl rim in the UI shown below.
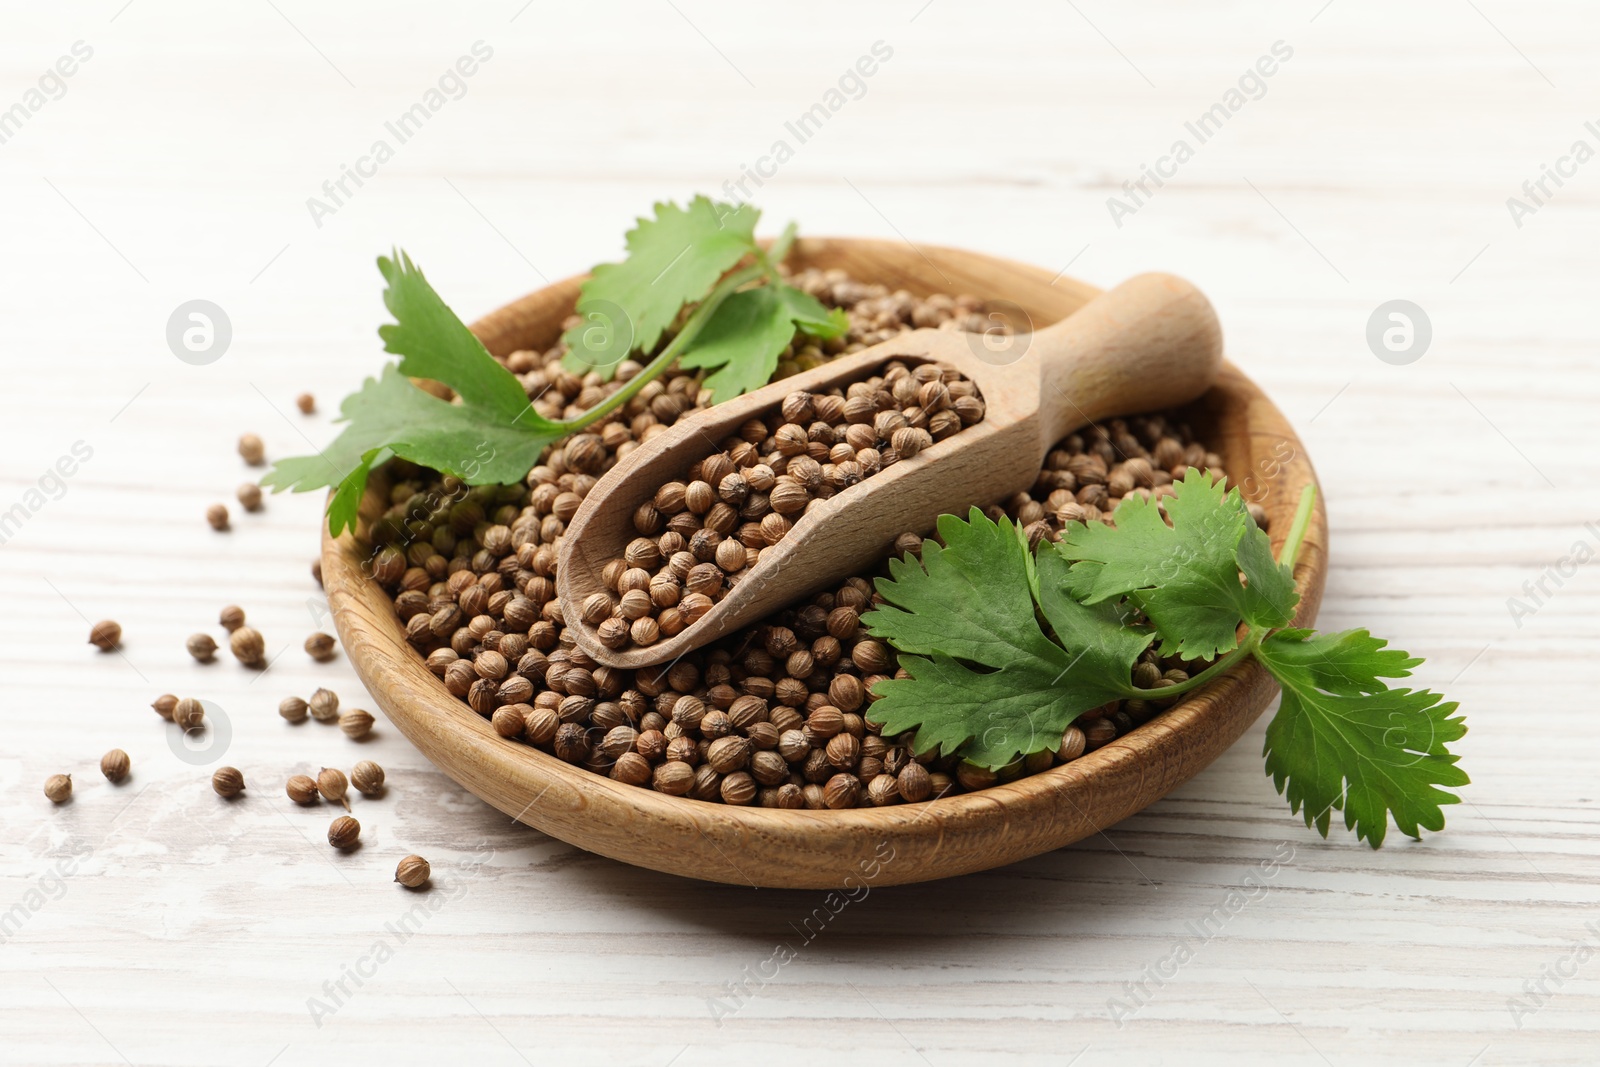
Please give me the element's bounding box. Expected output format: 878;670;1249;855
323;237;1327;888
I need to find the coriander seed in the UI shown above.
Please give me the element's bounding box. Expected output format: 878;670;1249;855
236;482;263;512
304;632;337;661
278;695;309;723
308;688;339;722
88;620;121;651
206;503;230;531
237;432;265;466
228;626;265;667
100;748;130;783
152;693;178;720
185;632;218;662
339;708;375;739
295;392;315;415
327;815;360;850
316;767;348;805
395;855;430;888
44;773;72;803
219;605;246;632
173;697;205;730
351;760;385;796
286;774;319;805
212;766;245;797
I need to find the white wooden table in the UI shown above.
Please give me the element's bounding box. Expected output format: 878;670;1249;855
2;2;1596;1063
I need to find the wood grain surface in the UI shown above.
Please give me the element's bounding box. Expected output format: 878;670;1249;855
1;1;1596;1064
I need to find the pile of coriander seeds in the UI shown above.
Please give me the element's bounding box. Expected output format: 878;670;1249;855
369;268;1234;808
584;359;985;653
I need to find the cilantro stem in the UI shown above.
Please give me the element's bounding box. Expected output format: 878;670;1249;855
1130;627;1265;701
554;263;764;436
765;221;798;269
1278;484;1318;569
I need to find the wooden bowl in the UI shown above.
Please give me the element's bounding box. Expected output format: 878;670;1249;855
323;238;1327;889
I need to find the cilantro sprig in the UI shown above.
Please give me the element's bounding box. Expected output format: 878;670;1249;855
863;472;1469;847
264;197;846;534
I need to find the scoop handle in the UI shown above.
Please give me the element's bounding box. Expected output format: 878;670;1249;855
1029;272;1223;447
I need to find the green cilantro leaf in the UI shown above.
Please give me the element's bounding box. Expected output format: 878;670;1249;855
1057;469;1298;660
863;509;1147;768
262;365;562;536
562;196;761;377
678;283;849;404
1258;628;1468;847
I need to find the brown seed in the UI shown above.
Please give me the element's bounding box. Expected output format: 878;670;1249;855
719;771;757;805
286;774;319;805
328;815;360;850
88;620;121;651
339;708;375;739
825;732;860;769
211;767;245;797
296;392;316;415
706;735;751;774
1058;725;1087;762
100;748;130;783
228;626;265;667
236;482;263;512
206;503;230;531
237;433;266;466
867;773;900;806
152;693;178;720
173;697;205;730
44;774;72;803
185;633;218;662
652;760;695;796
317;767;349;804
395;855;431;888
219;605;246;632
304;632;337;661
351;760;385;796
822;773;861;809
279;695;310;723
897;762;932;803
309;688;339;721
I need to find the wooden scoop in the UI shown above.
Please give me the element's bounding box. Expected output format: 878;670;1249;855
558;271;1224;669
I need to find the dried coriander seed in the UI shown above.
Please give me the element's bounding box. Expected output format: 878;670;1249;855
339;708;375;739
206;503;230;531
327;815;360;850
286;774;319;805
308;688;339;722
100;748;130;783
278;696;309;723
219;605;246;632
88;620;121;651
152;693;178;720
237;432;265;466
211;766;245;797
236;482;263;512
317;767;349;804
304;632;337;661
185;632;218;662
395;855;431;888
44;774;72;803
351;760;385;796
229;626;265;667
295;392;316;415
173;697;205;730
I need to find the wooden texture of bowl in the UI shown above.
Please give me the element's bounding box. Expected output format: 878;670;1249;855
322;238;1328;889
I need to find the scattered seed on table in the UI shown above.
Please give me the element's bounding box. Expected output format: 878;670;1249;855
395;855;430;888
296;392;316;415
308;688;339;722
212;767;245;797
278;696;308;723
286;774;318;805
328;816;360;850
237;433;265;466
152;693;178;720
173;697;205;730
44;774;72;803
206;503;230;531
351;760;384;796
185;633;218;662
236;482;263;512
229;626;265;667
339;709;374;739
219;605;245;632
317;767;348;805
304;632;337;661
100;749;130;783
88;620;121;651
